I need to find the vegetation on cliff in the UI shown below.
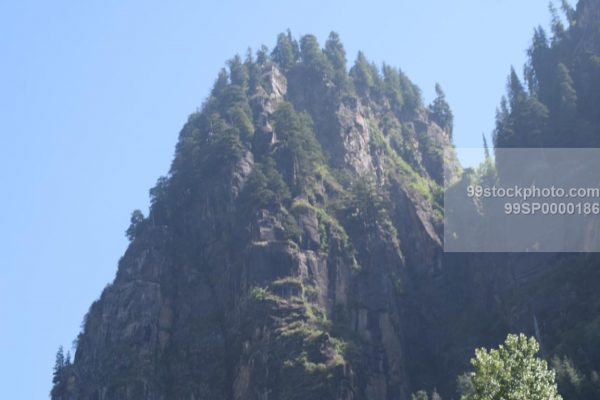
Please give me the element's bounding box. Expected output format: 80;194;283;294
51;1;600;399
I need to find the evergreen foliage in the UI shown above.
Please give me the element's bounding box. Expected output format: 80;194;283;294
323;32;346;74
50;20;600;400
346;175;389;230
482;134;490;160
412;389;442;400
125;209;145;241
51;346;68;398
552;355;600;399
272;102;325;191
53;29;486;400
382;64;405;113
494;1;600;148
211;68;229;98
227;54;249;88
349;51;375;97
428;83;454;140
494;69;549;148
272;31;298;72
299;34;333;79
52;346;65;385
242;157;291;210
256;44;270;65
397;68;422;111
324;31;349;92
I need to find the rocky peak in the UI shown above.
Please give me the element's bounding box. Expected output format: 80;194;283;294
52;31;456;400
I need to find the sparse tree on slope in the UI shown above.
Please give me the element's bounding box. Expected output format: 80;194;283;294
428;83;454;140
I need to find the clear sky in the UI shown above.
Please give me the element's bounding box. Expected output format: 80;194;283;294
0;0;556;398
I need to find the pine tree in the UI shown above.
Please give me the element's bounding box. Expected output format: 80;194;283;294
552;356;583;399
398;69;422;111
559;0;575;28
493;96;513;148
350;51;375;97
324;31;346;73
52;346;65;385
245;48;260;92
242;157;290;209
428;83;454;140
126;209;145;241
478;134;497;188
525;27;551;96
227;54;248;88
549;3;566;43
272;102;324;191
286;29;300;62
507;67;526;109
347;175;388;229
554;63;577;115
299;34;332;78
256;45;269;65
382;64;405;113
552;62;578;144
519;96;549;147
324;31;349;92
272;32;297;72
211;68;229;98
482;134;490;160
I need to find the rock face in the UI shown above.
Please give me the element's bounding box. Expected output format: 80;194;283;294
52;14;600;399
52;35;458;400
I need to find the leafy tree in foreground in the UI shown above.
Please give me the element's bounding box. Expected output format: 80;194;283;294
458;334;562;400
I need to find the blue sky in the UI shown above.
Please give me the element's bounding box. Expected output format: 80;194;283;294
0;0;554;398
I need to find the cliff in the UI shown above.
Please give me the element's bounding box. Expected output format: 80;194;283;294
52;2;600;398
53;32;457;400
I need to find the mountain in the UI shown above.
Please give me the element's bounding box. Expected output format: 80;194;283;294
51;1;600;399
